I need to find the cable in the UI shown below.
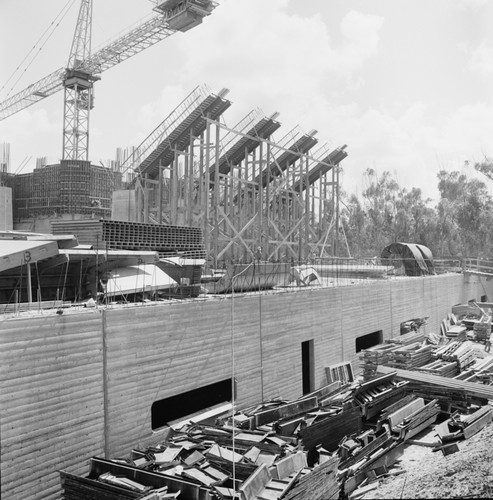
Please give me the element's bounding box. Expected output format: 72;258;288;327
1;0;77;99
230;261;254;497
61;256;70;302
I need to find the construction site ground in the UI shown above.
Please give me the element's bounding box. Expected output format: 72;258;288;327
363;420;493;499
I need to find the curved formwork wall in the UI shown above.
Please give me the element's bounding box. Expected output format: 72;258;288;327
1;272;491;498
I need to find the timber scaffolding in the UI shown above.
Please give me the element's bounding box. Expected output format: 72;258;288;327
116;84;348;268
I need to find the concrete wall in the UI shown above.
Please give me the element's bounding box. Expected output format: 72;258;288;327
1;272;491;499
0;310;105;499
0;185;13;230
111;189;137;221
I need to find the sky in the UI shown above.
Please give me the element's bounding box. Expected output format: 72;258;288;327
1;0;493;203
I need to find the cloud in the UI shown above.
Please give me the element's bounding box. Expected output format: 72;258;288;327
468;42;493;74
324;99;493;201
338;10;384;71
454;0;488;9
131;0;384;145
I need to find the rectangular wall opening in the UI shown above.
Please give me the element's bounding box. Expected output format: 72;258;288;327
355;330;383;353
151;378;234;430
302;340;314;395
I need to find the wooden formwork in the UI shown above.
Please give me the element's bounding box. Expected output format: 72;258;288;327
134;116;347;267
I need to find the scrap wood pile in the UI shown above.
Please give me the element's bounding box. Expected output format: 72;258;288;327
451;301;493;341
360;308;493;384
433;405;493;456
359;330;435;379
377;365;493;411
433;340;485;370
380;342;434;371
61;371;449;500
415;359;458;378
351;372;409;419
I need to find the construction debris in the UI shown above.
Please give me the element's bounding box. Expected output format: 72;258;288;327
61;303;493;499
61;368;462;500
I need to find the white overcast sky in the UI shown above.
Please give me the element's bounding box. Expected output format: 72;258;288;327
1;0;493;202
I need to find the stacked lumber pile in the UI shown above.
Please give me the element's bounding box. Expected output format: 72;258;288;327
445;324;467;340
433;340;461;360
384;331;425;346
358;344;396;379
431;340;485;373
382;342;434;370
359;332;435;379
472;356;493;374
377;366;493;407
416;359;458;377
473;318;491;341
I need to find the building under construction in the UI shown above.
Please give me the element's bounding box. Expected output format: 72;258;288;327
5;85;347;267
5;3;493;500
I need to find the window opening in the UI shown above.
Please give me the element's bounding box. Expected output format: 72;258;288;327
151;378;233;430
355;330;383;353
302;340;314;395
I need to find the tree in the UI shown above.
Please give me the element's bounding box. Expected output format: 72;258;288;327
436;170;493;256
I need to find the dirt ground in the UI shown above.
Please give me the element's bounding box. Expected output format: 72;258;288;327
362;419;493;499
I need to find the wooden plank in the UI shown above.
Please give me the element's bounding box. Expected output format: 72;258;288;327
463;409;492;439
239;465;271;500
254;397;318;427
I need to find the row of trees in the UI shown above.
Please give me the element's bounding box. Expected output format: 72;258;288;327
337;165;493;258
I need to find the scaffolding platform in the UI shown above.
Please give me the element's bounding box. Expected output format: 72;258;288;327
132;86;231;179
212;114;281;180
258;130;318;187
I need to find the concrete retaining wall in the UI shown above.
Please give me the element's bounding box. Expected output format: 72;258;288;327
1;272;491;498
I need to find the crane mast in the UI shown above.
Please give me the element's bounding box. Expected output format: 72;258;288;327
63;0;95;161
0;0;218;161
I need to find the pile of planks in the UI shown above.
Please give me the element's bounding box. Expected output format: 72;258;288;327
385;331;425;346
473;319;491;341
359;333;435;379
377;365;493;408
61;384;357;500
433;340;482;371
416;359;458;377
445;325;467;341
382;342;434;370
471;355;493;374
358;344;396;379
61;363;492;500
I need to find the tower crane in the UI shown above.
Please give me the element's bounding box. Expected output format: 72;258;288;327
0;0;217;161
